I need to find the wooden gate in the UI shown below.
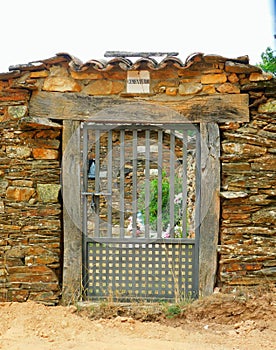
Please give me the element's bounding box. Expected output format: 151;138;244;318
81;123;201;301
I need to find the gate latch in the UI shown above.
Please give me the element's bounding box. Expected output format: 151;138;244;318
91;192;112;211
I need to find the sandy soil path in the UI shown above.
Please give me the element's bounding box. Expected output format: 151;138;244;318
0;292;275;350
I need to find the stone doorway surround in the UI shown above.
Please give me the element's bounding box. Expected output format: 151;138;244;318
3;51;273;305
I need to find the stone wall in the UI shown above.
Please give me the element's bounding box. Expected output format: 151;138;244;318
219;77;276;290
0;88;62;304
0;52;275;303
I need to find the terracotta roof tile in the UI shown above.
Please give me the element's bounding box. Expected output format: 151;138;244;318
0;52;253;80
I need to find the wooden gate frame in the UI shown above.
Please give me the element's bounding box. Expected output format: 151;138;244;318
62;121;220;301
56;94;249;302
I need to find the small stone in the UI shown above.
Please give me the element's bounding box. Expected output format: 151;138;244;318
83;80;124;95
29;70;49;78
234;322;243;329
156;86;166;93
222;212;250;220
70;71;103;80
12;180;33;187
225;61;261;73
166;87;178;96
222;142;266;155
201;73;227;84
8;105;28;119
68;305;78;313
219;122;240;130
0;200;4;213
5;246;25;258
220;191;248;199
48;65;68;77
249;195;272;205
180;77;201;83
202;85;216;94
32;148;59;160
61;320;69;328
252;163;275;171
178;82;202;95
222;162;251;172
153;81;178;93
28;198;37;205
6;145;32;159
249;72;273;81
42;77;81;92
258;100;276;114
252;207;276;224
0;179;9;195
6;186;35;202
216;83;240;94
21;117;62;130
253;267;276;276
228;73;239;83
35;130;61;139
37;184;61;203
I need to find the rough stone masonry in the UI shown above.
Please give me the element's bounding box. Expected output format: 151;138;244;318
0;52;275;304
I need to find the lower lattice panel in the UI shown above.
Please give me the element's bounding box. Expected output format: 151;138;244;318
87;242;197;301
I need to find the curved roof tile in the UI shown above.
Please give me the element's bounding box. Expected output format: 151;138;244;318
160;56;188;69
131;57;159;70
0;51;254;80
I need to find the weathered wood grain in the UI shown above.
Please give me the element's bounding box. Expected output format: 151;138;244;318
29;91;249;123
199;123;220;296
62;120;82;303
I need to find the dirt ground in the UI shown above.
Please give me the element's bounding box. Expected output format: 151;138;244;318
0;290;275;350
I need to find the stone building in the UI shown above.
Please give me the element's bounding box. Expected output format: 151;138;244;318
0;52;275;304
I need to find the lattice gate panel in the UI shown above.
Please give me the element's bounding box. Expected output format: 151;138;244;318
87;242;196;301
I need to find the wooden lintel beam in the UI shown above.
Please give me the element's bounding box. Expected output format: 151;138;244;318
29;91;249;124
